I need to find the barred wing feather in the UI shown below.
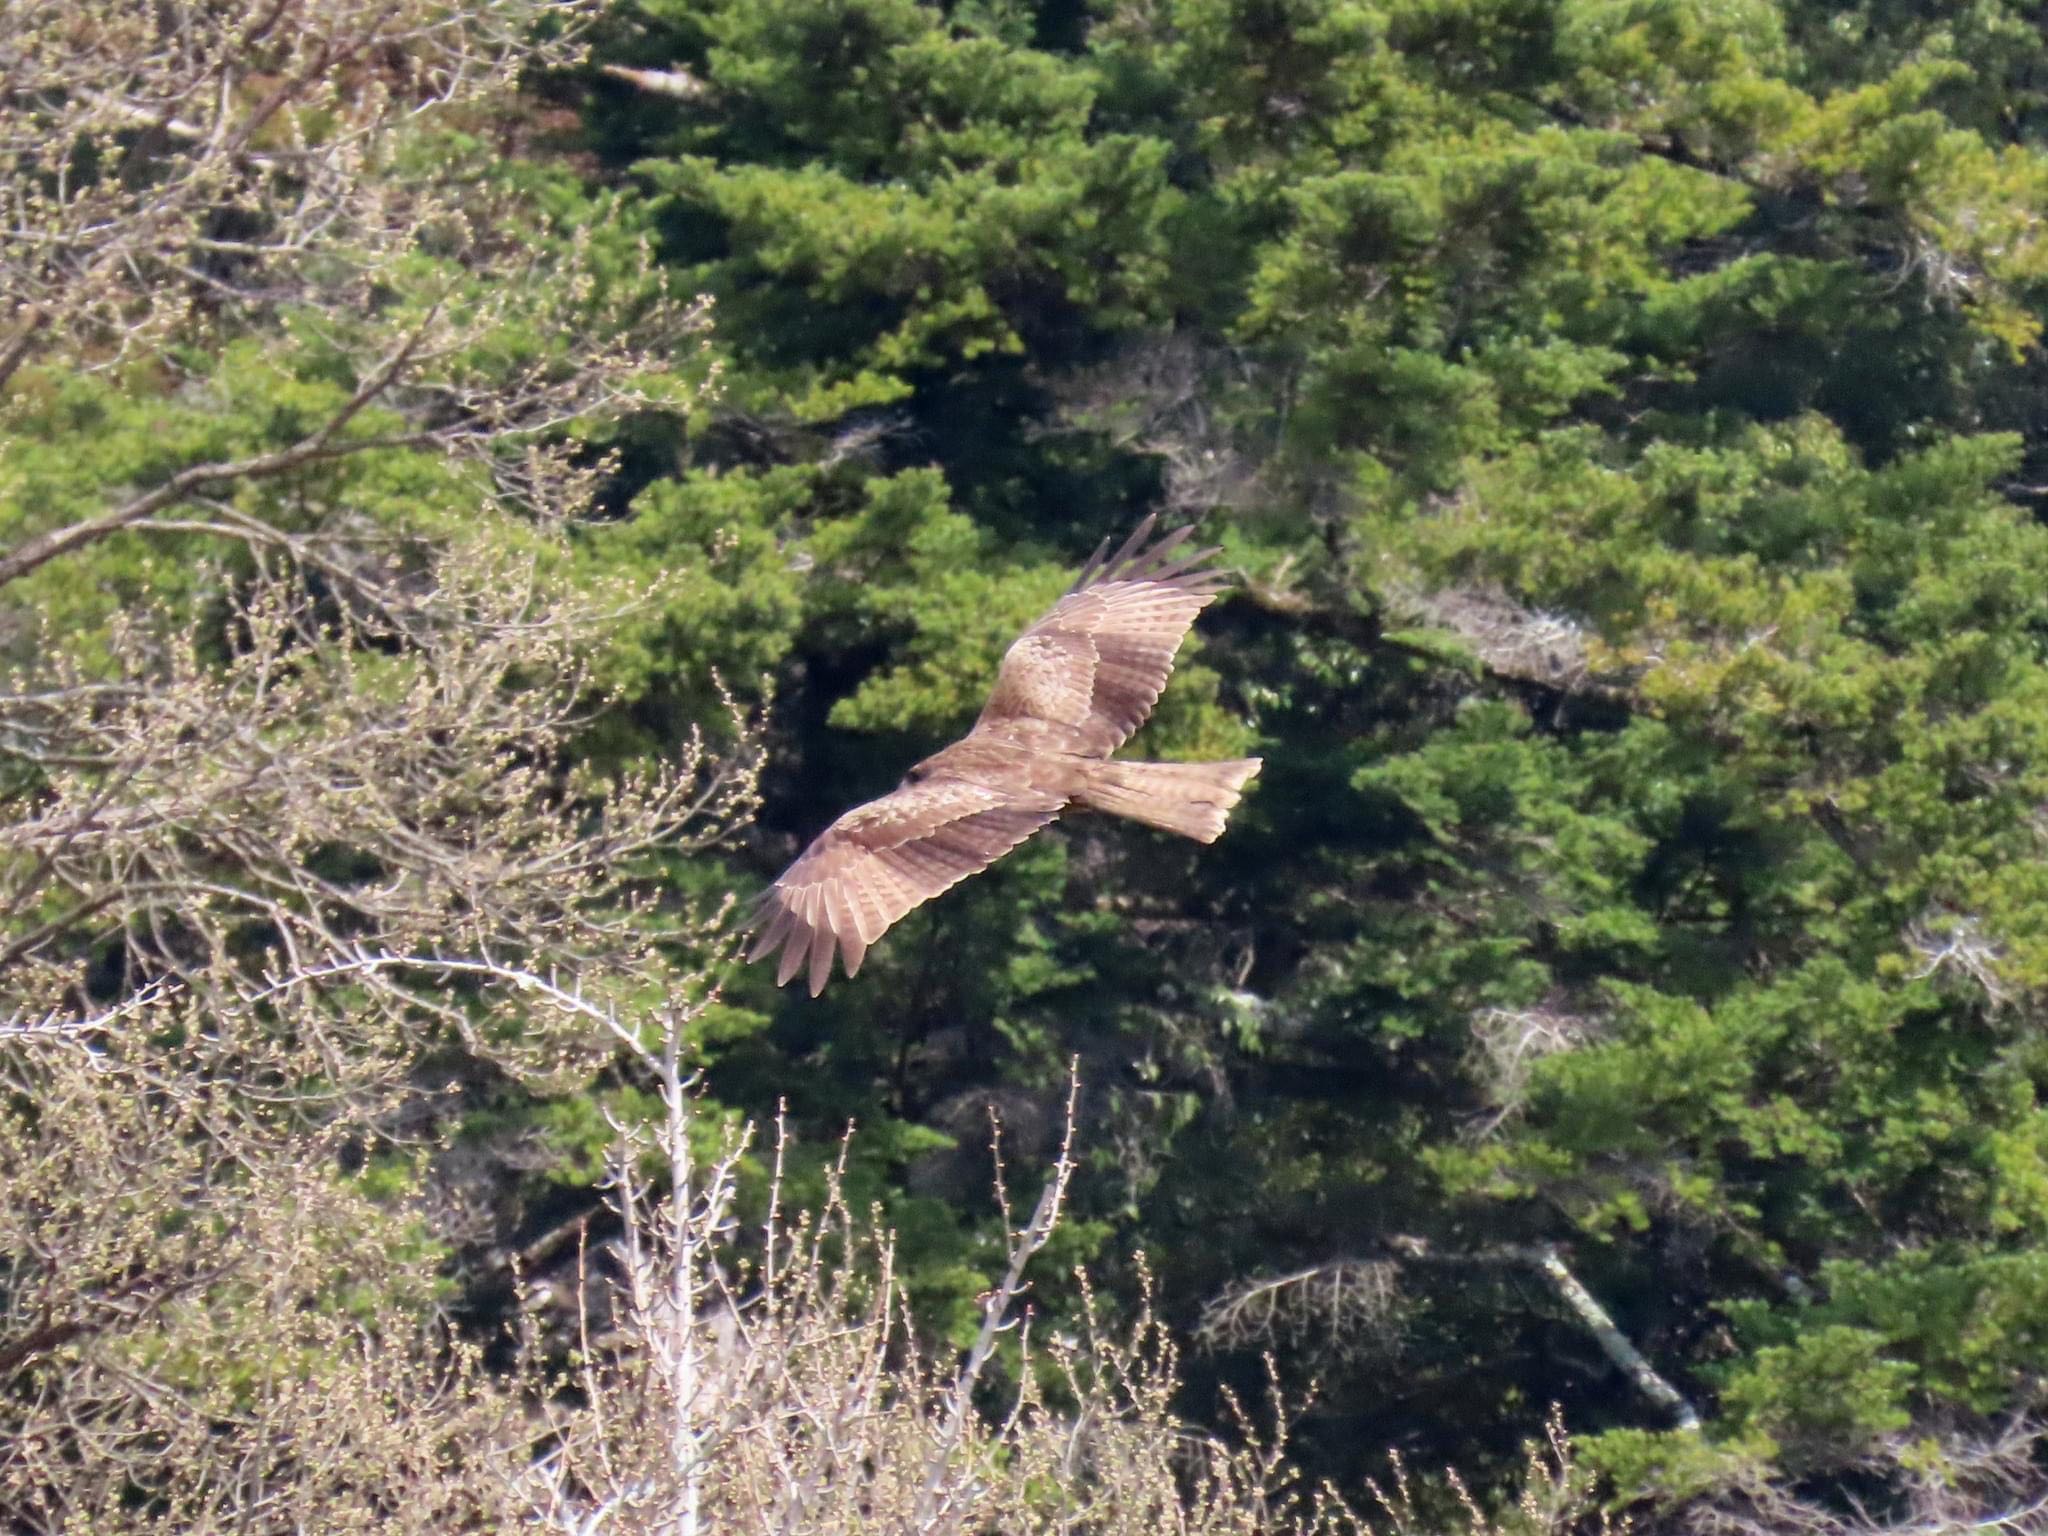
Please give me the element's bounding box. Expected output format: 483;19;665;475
746;779;1063;995
979;514;1227;755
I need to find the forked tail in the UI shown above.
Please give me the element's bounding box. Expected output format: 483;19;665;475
1076;757;1262;843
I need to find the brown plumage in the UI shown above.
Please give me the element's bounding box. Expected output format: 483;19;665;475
746;517;1263;995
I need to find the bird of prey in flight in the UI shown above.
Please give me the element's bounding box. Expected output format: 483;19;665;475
747;517;1262;995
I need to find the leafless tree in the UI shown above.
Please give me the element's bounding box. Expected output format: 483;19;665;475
0;566;758;1074
519;1029;1369;1536
0;0;740;1056
1367;1409;1627;1536
0;1007;540;1531
1904;910;2013;1010
0;1;756;1522
6;963;1395;1532
4;0;584;364
0;0;710;564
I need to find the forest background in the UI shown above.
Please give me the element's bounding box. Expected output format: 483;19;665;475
7;0;2048;1530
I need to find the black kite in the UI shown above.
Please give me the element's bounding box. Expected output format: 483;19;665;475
747;518;1261;994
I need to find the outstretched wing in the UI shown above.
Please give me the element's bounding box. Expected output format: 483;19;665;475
978;515;1229;757
746;779;1064;996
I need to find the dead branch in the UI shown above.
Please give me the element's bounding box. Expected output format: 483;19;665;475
1464;1005;1601;1138
1389;1235;1702;1432
1904;911;2012;1009
1685;1417;2048;1536
600;63;711;101
1197;1259;1405;1364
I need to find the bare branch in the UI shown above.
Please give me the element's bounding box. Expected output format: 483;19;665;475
1905;910;2012;1008
1686;1417;2048;1536
0;317;436;588
1198;1259;1405;1364
915;1066;1082;1534
514;1054;1360;1536
1387;1235;1702;1432
1464;1004;1600;1139
0;0;601;365
600;63;711;101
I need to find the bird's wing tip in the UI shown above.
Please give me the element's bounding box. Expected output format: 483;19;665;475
1078;516;1228;592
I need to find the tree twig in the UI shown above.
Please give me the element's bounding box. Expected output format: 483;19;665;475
0;316;437;590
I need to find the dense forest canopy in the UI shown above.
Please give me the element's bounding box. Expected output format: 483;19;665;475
6;0;2048;1529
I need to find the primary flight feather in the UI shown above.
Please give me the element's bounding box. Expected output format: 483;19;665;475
747;517;1262;995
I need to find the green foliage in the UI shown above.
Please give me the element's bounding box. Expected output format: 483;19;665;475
627;0;1181;418
24;0;2048;1516
441;0;2048;1516
1716;1325;1917;1465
